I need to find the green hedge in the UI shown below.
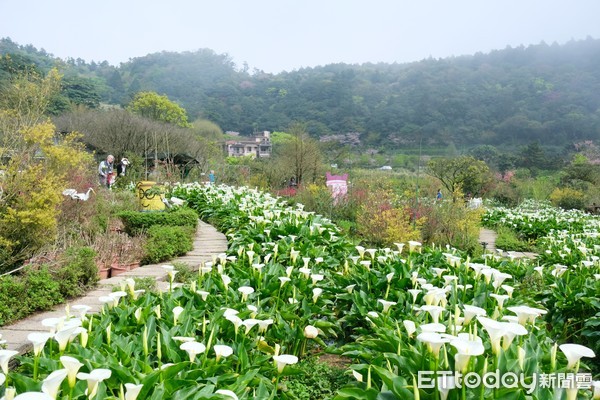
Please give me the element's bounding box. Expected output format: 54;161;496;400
0;246;100;327
0;267;63;326
118;208;198;235
142;225;194;265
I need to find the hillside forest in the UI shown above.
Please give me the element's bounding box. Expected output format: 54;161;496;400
1;36;599;160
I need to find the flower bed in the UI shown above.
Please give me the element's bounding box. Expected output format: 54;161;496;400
1;185;598;399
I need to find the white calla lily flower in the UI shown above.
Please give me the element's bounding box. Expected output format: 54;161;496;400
173;306;184;325
377;299;397;314
213;345;234;361
0;350;18;374
237;286;255;301
304;325;319;339
41;369;68;399
76;368;112;399
403;320;417;337
417;332;450;359
273;354;298;373
559;343;596;369
28;332;53;357
60;355;83;388
124;383;144;400
180;341;206;362
13;393;53;400
215;389;238;400
463;305;486;324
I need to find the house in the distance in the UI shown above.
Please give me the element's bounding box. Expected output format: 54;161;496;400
225;131;272;158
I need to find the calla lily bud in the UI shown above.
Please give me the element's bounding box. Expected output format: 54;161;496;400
157;331;162;360
143;326;149;356
592;381;600;399
106;323;112;346
4;387;16;400
551;342;557;371
412;374;420;400
134;308;142;323
80;329;89;348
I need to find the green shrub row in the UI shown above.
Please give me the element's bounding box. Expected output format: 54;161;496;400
117;208;198;235
0;247;99;326
494;226;536;252
141;225;194;265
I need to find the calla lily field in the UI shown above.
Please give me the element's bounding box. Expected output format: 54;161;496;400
1;184;599;399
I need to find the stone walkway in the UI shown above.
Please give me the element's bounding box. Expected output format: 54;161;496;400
0;220;227;355
479;227;537;260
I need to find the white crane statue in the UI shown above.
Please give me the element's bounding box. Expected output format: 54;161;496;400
161;196;185;208
62;187;95;201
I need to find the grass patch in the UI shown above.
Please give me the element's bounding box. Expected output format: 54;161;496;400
283;356;349;400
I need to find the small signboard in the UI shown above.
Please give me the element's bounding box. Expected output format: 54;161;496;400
326;172;348;203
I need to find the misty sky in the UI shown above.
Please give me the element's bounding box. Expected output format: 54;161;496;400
2;0;599;73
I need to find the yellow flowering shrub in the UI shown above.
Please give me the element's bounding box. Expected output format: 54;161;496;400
549;187;585;210
0;122;94;270
355;189;422;247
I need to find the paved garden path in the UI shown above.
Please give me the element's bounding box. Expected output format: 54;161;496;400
479;227;538;260
0;220;227;355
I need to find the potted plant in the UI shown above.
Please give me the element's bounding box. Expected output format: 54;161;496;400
124;235;146;270
93;233;116;279
95;252;112;279
111;234;146;276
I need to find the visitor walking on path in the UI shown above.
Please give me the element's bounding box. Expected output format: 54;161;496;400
98;155;115;188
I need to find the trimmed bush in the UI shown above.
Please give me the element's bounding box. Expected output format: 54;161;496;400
23;267;64;312
142;225;194;264
118;208;198;235
495;226;534;252
0;275;27;325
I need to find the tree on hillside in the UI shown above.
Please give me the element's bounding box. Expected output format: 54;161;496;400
275;122;323;185
127;91;191;128
427;156;492;201
191;118;223;139
517;141;564;173
61;76;101;109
